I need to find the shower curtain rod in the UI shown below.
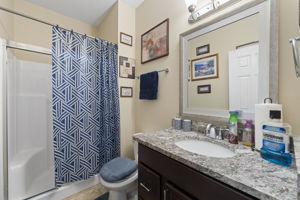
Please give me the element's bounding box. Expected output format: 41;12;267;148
0;6;116;45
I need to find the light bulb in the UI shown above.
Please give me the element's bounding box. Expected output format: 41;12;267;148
184;0;198;8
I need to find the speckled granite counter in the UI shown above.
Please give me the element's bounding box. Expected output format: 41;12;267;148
133;129;297;200
293;136;300;199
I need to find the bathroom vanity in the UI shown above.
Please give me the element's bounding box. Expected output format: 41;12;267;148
133;129;297;200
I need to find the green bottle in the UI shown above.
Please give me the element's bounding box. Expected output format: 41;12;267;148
229;111;239;144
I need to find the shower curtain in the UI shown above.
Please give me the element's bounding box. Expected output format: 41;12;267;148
52;26;120;186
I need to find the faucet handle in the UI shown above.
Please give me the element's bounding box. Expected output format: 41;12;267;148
218;126;229;140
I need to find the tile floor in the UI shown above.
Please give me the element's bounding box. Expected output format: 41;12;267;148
64;184;107;200
63;184;138;200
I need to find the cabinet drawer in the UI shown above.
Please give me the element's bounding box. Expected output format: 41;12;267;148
138;163;161;200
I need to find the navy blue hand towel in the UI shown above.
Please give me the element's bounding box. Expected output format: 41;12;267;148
139;71;159;100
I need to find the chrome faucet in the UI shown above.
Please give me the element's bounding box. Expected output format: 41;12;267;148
205;124;229;140
205;124;217;138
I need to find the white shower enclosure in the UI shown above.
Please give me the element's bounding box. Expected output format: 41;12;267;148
7;58;55;200
1;39;56;200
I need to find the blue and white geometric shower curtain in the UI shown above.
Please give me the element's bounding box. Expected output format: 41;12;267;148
52;26;120;186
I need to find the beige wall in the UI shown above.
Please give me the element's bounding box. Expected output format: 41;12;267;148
134;0;256;132
0;0;13;39
13;0;97;48
135;0;300;135
97;0;136;158
98;3;118;44
11;0;98;64
188;14;259;110
279;0;300;135
135;0;186;132
118;0;136;158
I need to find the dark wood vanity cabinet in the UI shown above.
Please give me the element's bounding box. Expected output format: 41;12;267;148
138;144;258;200
163;183;194;200
138;163;161;200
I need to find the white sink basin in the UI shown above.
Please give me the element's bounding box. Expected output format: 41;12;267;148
175;140;236;158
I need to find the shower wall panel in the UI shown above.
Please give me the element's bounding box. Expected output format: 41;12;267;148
7;58;55;200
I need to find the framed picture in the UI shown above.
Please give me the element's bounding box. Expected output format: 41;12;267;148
120;32;133;46
119;56;135;79
191;54;219;81
197;85;211;94
120;87;133;97
196;44;210;56
141;19;169;64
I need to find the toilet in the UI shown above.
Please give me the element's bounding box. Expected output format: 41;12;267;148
99;141;139;200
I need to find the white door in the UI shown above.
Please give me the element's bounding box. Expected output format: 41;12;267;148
229;44;259;117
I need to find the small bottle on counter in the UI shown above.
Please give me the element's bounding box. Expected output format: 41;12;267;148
242;120;254;147
172;117;182;130
182;119;192;132
229;111;239;144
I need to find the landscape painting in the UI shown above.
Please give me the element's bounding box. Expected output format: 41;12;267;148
191;54;219;81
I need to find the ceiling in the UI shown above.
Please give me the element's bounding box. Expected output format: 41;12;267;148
25;0;144;26
122;0;144;8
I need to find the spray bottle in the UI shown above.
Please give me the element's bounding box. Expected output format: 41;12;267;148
229;111;239;144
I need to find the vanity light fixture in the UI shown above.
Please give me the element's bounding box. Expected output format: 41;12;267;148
185;0;198;13
185;0;240;23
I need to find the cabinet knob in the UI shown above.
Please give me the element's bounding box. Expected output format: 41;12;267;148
140;182;152;192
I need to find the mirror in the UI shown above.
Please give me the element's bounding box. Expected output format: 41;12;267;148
180;0;278;120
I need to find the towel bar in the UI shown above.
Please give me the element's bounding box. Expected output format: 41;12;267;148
136;68;169;79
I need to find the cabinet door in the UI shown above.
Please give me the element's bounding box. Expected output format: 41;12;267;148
164;183;194;200
138;163;161;200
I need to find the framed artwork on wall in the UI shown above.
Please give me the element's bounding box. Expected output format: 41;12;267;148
119;56;135;79
191;54;219;81
196;44;210;56
120;87;133;97
141;19;169;64
120;32;133;46
197;85;211;94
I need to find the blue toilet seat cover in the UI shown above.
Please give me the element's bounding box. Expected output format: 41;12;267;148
100;157;137;182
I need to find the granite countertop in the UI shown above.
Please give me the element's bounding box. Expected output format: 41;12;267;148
293;136;300;199
133;129;298;200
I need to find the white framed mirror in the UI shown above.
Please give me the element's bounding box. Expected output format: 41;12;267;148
180;0;278;120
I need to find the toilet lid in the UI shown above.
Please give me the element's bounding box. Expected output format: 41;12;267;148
100;157;137;182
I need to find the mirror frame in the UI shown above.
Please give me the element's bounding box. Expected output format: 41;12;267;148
180;0;279;120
